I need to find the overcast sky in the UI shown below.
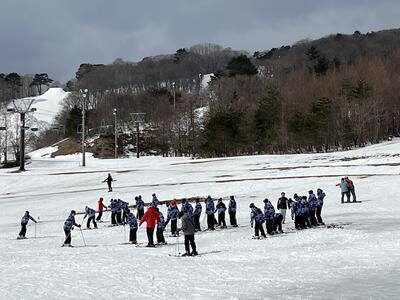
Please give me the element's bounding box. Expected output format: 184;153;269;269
1;0;399;82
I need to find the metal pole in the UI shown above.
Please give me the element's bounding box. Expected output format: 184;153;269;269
19;113;25;171
81;92;86;167
4;114;7;164
136;122;139;158
114;108;117;158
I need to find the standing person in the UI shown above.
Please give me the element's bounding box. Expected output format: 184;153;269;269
301;196;311;228
178;211;198;256
109;199;118;225
205;196;215;230
273;212;284;234
127;209;138;244
181;198;194;218
139;206;159;247
316;188;326;225
156;209;166;245
277;192;288;224
136;196;145;220
345;177;357;202
307;190;318;226
18;211;37;239
336;178;350;203
291;194;302;230
215;198;227;228
249;203;266;238
103;173;114;192
96;197;107;222
151;193;159;208
164;200;179;236
228;196;238;227
121;200;129;224
193;198;202;232
263;199;275;235
83;206;97;229
62;210;81;247
116;199;123;225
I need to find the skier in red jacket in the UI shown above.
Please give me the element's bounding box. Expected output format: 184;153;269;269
96;197;107;222
139;206;159;247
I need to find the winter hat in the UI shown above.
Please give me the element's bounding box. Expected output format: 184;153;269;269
195;198;200;203
178;211;184;218
134;196;138;201
293;193;298;198
230;195;234;200
308;190;313;194
249;203;255;208
218;198;222;202
71;210;76;215
207;195;212;200
99;197;103;201
281;192;285;196
182;198;187;203
25;211;29;214
317;188;322;193
171;199;177;206
263;198;269;203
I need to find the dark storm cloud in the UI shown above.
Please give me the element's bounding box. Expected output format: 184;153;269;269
0;0;399;82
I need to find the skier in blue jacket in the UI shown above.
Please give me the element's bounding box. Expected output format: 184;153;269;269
181;198;194;218
307;190;318;226
109;199;118;225
316;188;326;225
336;178;350;203
263;199;275;234
205;196;215;230
301;196;311;229
273;212;284;233
62;210;81;247
151;193;159;208
215;198;227;228
193;198;202;231
156;209;167;245
18;211;37;239
164;200;179;236
136;196;145;220
250;203;266;238
291;194;302;230
228;196;238;227
127;209;138;244
83;206;97;229
116;199;123;224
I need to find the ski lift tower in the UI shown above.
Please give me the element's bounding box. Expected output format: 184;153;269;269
129;113;145;158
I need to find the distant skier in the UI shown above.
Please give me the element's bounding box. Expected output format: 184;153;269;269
228;195;238;227
307;190;318;226
62;210;81;247
291;194;302;230
96;197;107;222
316;188;325;225
127;209;138;244
181;198;194;218
151;193;160;208
83;206;97;229
205;196;215;230
273;212;284;234
18;211;37;239
277;192;288;224
103;173;114;192
193;198;202;232
336;178;350;203
109;199;118;225
156;209;166;245
178;211;198;256
263;199;275;234
215;198;227;228
139;206;159;247
135;196;145;220
345;176;357;202
165;200;179;236
249;203;266;238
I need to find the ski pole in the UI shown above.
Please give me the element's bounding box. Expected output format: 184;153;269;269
34;222;37;239
79;227;87;246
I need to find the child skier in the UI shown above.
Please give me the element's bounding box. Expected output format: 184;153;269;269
345;177;357;202
263;199;275;234
135;196;145;220
83;206;97;229
62;210;81;247
96;197;107;222
316;188;326;225
109;199;118;225
103;173;114;192
336;178;350;203
156;209;167;245
273;212;284;234
178;211;198;256
215;198;227;228
116;199;123;224
121;200;129;224
18;211;37;239
307;190;318;226
181;198;194;218
151;193;159;208
193;198;202;232
277;192;288;224
164;200;179;236
127;209;138;244
301;196;311;228
291;194;302;230
228;195;238;227
249;203;266;238
139;206;159;247
205;196;215;230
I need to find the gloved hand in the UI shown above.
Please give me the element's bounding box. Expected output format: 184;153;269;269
78;224;81;228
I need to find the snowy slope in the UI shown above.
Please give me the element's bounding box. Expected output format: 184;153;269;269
1;140;400;299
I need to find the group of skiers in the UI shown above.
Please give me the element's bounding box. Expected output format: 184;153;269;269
249;189;326;238
205;195;238;230
336;177;357;203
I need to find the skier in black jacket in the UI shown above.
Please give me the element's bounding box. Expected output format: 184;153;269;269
103;173;114;192
277;192;288;224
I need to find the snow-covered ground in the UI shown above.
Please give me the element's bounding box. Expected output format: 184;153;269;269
1;140;400;299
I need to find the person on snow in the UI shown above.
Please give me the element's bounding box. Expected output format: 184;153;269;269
345;176;357;202
18;211;37;239
336;178;350;203
156;209;166;245
263;198;276;234
301;196;311;228
205;196;216;230
178;211;198;256
121;200;129;224
109;199;118;225
316;188;326;225
250;203;266;238
273;212;284;233
136;196;145;220
193;198;202;232
277;192;289;224
103;173;114;192
164;200;180;236
228;195;238;227
96;197;107;222
151;193;160;208
139;206;159;247
215;198;227;228
116;199;123;224
62;210;81;247
181;198;194;218
83;206;97;229
307;190;318;226
127;209;138;244
291;194;303;230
